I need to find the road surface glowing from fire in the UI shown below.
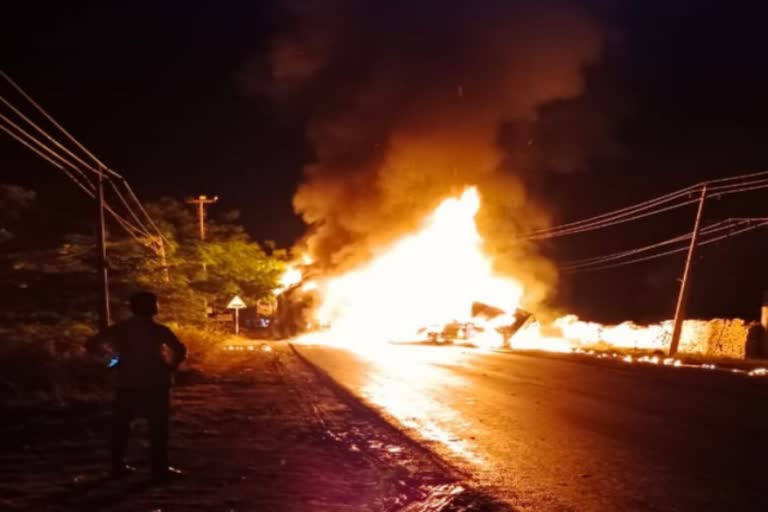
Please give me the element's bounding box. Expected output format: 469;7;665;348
303;187;524;347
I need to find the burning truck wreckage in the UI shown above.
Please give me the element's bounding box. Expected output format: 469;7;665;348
263;187;766;375
272;187;540;350
199;0;766;376
241;0;765;369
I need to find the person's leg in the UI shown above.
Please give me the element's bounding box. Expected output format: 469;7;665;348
111;389;135;474
147;387;170;477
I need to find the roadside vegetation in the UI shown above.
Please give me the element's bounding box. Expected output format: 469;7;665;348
0;188;288;404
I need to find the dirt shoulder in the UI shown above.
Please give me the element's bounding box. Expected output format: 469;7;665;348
0;342;509;511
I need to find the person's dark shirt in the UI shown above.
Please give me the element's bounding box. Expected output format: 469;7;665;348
87;317;187;388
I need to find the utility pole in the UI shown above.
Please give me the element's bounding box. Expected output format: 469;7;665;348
156;236;170;283
96;171;111;330
669;183;708;356
185;195;219;241
186;195;218;319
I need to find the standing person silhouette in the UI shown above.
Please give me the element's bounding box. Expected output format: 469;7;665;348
86;291;187;482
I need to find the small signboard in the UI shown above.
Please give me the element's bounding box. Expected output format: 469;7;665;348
227;295;247;310
226;295;247;334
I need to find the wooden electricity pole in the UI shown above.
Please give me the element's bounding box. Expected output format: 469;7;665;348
185;195;218;241
156;236;170;283
96;171;111;330
186;195;218;319
669;183;708;356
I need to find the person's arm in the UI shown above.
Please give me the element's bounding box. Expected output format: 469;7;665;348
163;327;187;370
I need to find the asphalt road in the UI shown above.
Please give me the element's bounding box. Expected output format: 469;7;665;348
294;343;768;512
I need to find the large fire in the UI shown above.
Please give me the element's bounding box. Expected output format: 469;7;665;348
298;187;525;347
282;187;752;361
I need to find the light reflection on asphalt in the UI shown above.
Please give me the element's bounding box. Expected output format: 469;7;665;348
352;344;486;466
294;340;768;512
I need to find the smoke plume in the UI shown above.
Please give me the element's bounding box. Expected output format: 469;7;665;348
259;0;604;308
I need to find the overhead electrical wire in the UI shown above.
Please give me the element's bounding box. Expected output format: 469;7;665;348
120;181;169;245
0;92;154;240
0;112;96;195
526;169;768;240
0;70;164;245
0;120;150;243
561;227;704;270
109;180;155;237
530;182;768;240
707;169;768;184
563;218;768;274
0;70;166;249
710;180;768;196
529;197;701;240
0;119;152;244
0;70;121;179
570;221;768;273
526;186;699;238
559;218;756;269
0;97;96;186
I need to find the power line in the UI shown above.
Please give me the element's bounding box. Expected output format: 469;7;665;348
120;180;171;246
711;180;768;197
560;218;742;270
564;218;765;271
0;93;107;185
0;113;96;195
0;116;151;245
526;188;694;238
529;179;768;241
530;197;701;240
0;70;121;179
564;219;768;273
0;72;165;246
1;71;159;233
527;170;768;240
1;85;158;241
0;120;64;171
708;169;768;184
1;70;176;326
0;112;152;240
108;180;155;237
0;106;96;187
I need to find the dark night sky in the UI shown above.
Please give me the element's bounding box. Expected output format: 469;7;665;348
4;1;768;323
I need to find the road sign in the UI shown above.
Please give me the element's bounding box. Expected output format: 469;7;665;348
227;295;247;309
226;295;247;334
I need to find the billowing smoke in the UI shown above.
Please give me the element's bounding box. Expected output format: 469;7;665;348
259;0;604;309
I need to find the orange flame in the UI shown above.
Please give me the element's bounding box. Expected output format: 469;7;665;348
304;187;524;347
290;188;750;360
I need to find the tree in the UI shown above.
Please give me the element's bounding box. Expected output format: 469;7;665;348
8;197;287;326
